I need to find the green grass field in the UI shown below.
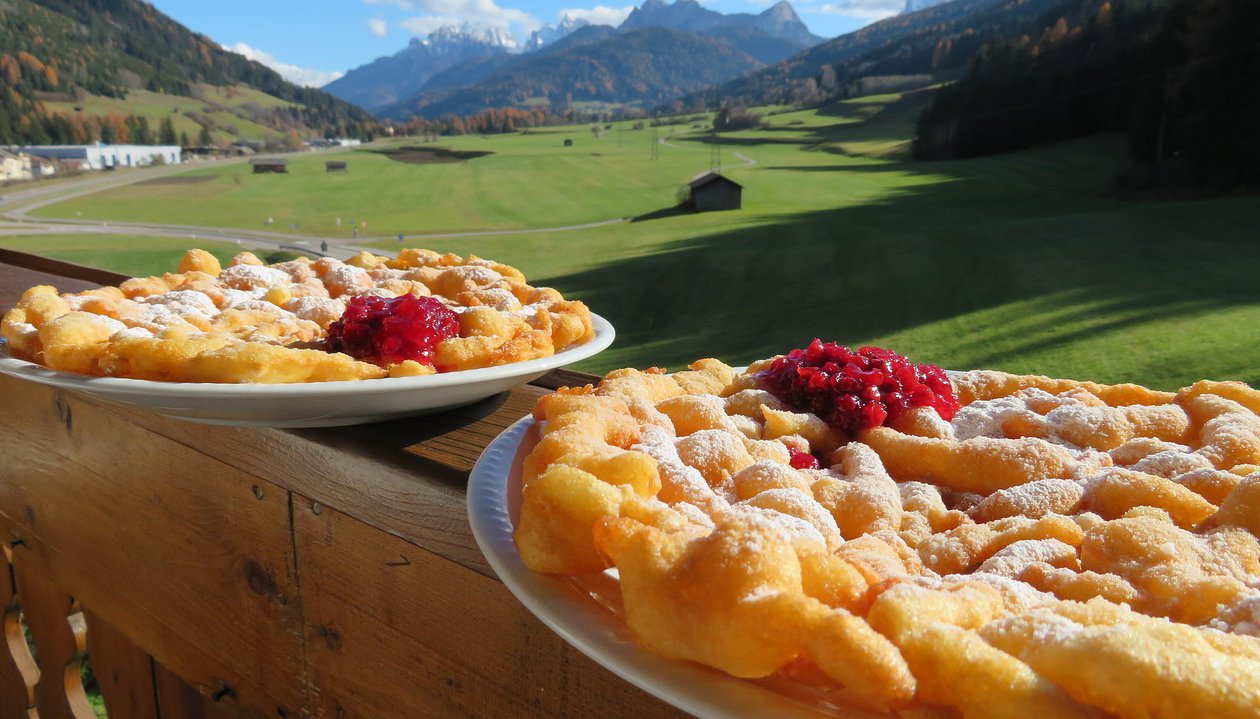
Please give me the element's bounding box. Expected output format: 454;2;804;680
19;90;1260;389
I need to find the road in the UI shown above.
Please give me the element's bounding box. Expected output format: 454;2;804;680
0;153;632;261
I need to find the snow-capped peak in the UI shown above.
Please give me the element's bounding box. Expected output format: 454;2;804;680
526;15;590;49
423;23;521;52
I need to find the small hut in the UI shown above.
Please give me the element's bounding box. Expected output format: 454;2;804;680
563;138;574;147
325;160;348;173
687;171;742;212
250;157;288;174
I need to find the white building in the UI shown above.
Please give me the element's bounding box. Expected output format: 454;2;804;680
29;156;56;178
306;138;362;149
15;143;181;170
0;149;33;182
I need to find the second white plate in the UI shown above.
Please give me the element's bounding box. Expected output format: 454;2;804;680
467;415;887;719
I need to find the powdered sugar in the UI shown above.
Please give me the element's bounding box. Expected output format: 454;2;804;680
111;326;154;340
475;288;521;312
218;263;290;290
975;539;1077;578
952;391;1054;440
323;264;373;297
632;426;731;513
218;288;268;308
448;265;504;286
1131;450;1213;479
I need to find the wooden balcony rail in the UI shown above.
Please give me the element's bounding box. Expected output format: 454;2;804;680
0;250;687;719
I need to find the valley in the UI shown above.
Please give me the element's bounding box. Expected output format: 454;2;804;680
10;90;1259;389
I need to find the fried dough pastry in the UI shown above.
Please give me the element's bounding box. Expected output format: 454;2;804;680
1;249;595;383
516;358;1260;717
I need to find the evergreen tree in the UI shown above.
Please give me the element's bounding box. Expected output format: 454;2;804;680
198;123;212;146
158;115;177;145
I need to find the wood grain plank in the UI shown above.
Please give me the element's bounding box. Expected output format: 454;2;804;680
0;377;306;718
532;368;600;391
394;384;545;473
54;385;552;579
0;263;100;313
153;663;260;719
10;554;94;719
0;548;38;719
294;501;688;719
83;609;160;719
0;250;127;287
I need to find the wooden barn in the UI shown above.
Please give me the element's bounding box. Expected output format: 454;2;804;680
250;158;288;174
325;160;348;173
687;171;742;211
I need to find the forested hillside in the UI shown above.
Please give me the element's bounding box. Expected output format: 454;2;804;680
912;0;1171;159
0;0;371;144
689;0;1014;109
913;0;1258;191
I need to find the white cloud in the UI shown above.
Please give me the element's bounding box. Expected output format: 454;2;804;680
226;42;344;88
559;5;633;26
398;15;461;34
388;0;541;36
367;18;389;36
816;0;901;20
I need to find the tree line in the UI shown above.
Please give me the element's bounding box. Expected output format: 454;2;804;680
912;0;1258;192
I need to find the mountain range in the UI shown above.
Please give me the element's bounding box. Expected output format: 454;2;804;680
322;24;523;114
326;0;823;119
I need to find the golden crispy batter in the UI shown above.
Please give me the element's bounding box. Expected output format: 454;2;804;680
952;370;1175;406
2;248;595;383
515;358;1260;715
981;604;1260;718
862;428;1083;494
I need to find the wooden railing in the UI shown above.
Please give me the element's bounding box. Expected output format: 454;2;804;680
0;251;688;719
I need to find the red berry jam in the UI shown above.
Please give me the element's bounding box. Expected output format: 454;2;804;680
788;447;821;470
760;340;959;435
324;294;459;368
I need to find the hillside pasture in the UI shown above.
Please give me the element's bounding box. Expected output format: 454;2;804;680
41;84;293;144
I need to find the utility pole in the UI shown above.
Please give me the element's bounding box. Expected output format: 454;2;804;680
650;125;659;161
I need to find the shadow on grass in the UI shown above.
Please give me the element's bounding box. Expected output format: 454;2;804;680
538;152;1260;386
631;205;693;223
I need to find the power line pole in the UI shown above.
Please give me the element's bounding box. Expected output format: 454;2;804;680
650;125;659;161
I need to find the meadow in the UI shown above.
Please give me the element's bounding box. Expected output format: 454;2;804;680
17;91;1260;389
41;84;290;145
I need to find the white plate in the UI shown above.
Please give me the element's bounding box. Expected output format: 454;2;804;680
467;416;886;719
0;314;613;427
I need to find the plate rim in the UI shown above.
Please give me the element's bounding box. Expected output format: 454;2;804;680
0;313;614;397
467;414;869;719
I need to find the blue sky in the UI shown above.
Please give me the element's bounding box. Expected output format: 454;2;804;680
149;0;898;88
